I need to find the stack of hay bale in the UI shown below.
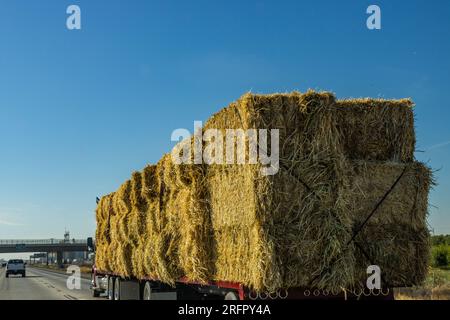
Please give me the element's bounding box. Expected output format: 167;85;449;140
95;91;433;293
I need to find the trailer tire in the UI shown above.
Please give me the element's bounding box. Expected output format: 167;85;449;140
142;281;152;300
108;276;115;300
91;274;100;297
92;289;100;297
114;277;121;300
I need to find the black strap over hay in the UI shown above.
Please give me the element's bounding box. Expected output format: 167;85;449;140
346;165;408;245
307;165;408;287
354;241;375;266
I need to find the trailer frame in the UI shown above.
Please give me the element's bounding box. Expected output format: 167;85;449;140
90;266;395;300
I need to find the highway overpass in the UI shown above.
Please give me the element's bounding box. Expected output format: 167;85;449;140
0;239;90;264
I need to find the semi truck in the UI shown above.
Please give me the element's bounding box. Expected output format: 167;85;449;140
87;238;395;300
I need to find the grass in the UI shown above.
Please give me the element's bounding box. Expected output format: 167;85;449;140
395;267;450;300
395;240;450;300
31;263;92;276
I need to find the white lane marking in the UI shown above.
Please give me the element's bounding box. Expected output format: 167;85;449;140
27;267;94;300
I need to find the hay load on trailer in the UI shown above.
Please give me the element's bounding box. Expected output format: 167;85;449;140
94;90;432;293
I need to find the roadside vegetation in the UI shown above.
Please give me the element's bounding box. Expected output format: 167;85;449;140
31;263;92;276
395;234;450;300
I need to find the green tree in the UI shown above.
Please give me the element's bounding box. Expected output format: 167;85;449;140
431;234;450;246
432;245;450;268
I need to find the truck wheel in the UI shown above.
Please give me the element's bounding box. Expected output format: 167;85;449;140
114;277;121;300
91;274;100;297
22;272;26;277
5;273;9;278
108;276;115;300
142;281;152;300
225;291;239;300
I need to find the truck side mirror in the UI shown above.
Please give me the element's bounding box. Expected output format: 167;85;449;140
87;237;94;252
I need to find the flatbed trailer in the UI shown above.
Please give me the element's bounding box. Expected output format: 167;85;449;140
90;267;395;300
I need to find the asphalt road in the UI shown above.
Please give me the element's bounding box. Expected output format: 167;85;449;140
0;266;103;300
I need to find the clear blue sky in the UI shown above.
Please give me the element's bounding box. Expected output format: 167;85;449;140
0;0;449;245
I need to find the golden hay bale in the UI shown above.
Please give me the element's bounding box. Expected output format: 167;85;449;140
128;171;147;245
105;239;120;272
204;161;432;291
199;91;427;291
95;193;112;244
94;243;108;271
137;165;160;278
176;176;213;283
95;192;116;272
212;223;283;291
347;161;433;289
202;91;354;291
353;223;430;289
115;241;133;277
203;91;415;162
113;180;132;217
207;165;257;228
94;90;430;292
205;162;355;291
108;210;121;243
131;238;148;279
112;180;132;243
335;99;415;162
139;157;183;284
142;165;158;199
349;161;433;227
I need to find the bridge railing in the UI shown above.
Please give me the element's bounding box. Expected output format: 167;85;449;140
0;239;87;245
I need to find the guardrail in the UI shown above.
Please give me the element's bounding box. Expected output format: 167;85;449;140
0;239;87;245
